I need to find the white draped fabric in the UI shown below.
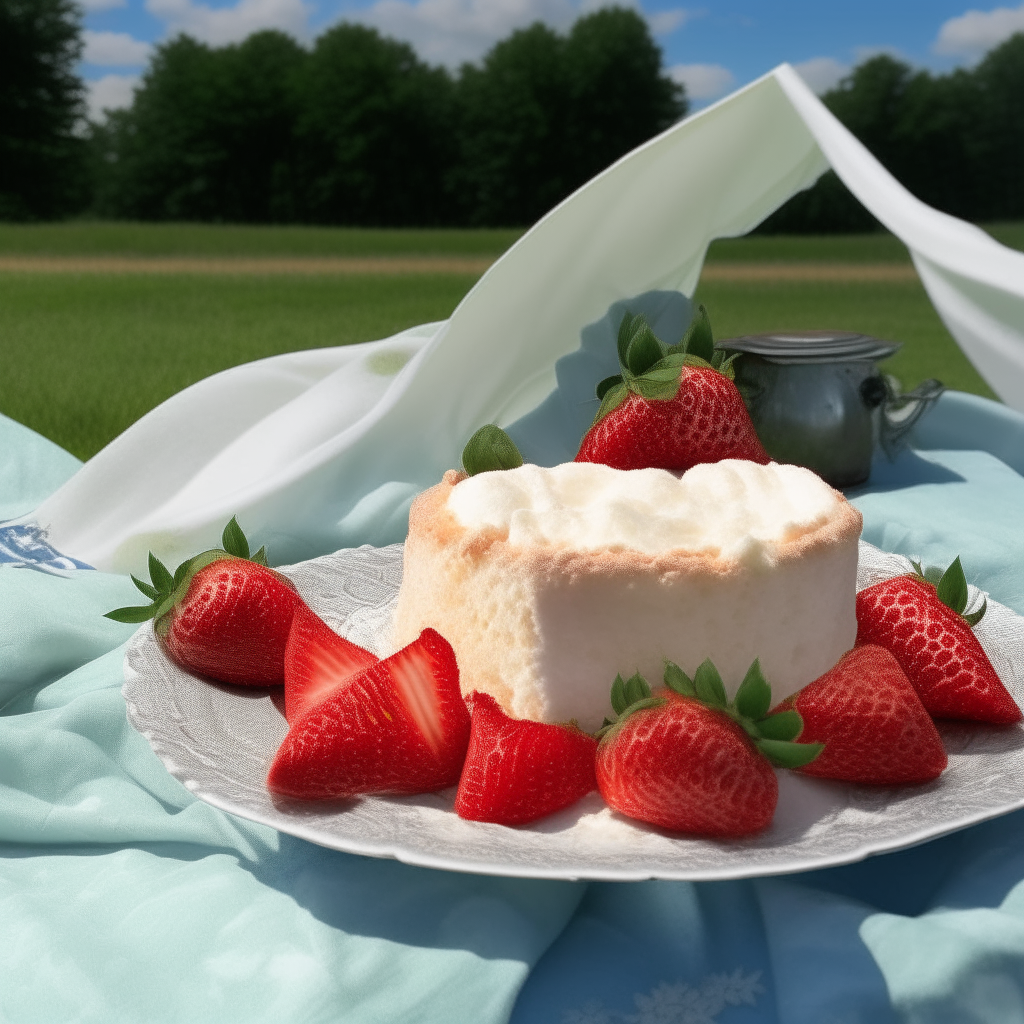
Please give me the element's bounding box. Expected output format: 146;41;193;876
30;64;1024;576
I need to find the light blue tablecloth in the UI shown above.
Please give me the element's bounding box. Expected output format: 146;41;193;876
3;390;1024;1023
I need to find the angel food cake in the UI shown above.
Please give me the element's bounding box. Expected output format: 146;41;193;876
391;459;862;733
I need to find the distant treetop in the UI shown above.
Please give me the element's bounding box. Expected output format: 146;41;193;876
0;0;87;219
87;9;685;227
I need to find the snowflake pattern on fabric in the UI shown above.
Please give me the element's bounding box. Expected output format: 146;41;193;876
0;522;93;573
563;969;764;1024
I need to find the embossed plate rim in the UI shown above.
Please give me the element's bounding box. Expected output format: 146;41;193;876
122;541;1024;881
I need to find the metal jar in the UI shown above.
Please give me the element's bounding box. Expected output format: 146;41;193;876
718;331;944;489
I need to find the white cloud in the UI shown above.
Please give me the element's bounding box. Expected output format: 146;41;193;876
86;74;140;120
934;3;1024;56
140;0;692;67
145;0;312;46
80;0;126;9
669;62;733;101
355;0;576;67
83;30;152;66
578;0;636;11
793;56;848;94
350;0;692;68
647;6;688;34
852;44;907;62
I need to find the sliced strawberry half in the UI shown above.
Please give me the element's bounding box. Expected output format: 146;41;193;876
772;645;948;785
454;692;598;825
267;628;470;799
284;605;379;723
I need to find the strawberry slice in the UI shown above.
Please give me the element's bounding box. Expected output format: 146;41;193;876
856;557;1020;724
575;306;769;472
454;692;598;825
106;516;304;686
596;660;821;837
772;646;947;785
267;628;470;799
284;605;378;723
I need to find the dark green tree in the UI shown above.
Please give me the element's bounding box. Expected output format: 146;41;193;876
455;10;685;226
0;0;86;219
757;170;879;234
454;23;570;226
761;40;1024;232
826;55;915;175
892;66;980;219
211;30;307;221
294;24;456;225
563;8;685;188
970;33;1024;220
93;31;305;221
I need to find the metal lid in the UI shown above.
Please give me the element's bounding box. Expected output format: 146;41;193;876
717;330;900;364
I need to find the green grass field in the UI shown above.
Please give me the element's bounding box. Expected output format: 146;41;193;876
1;219;1019;260
693;278;997;406
0;222;523;258
0;221;1015;460
705;221;1024;263
0;272;477;460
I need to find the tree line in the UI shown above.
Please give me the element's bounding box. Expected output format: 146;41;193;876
2;0;1022;229
763;36;1024;232
72;5;686;227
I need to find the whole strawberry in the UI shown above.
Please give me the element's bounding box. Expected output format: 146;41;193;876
596;660;821;837
856;557;1020;724
772;645;947;785
576;306;770;471
267;628;470;799
455;692;597;825
106;517;304;686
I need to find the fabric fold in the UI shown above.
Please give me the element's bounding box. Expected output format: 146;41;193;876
24;66;1024;576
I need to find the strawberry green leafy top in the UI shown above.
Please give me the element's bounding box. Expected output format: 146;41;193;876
105;516;269;624
592;305;739;426
909;555;987;627
598;658;823;770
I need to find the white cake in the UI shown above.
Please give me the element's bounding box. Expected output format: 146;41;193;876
391;460;862;733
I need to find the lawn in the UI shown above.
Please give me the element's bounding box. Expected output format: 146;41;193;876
0;222;1014;460
0;222;523;259
1;218;1019;261
693;280;997;405
705;221;1024;263
0;272;477;460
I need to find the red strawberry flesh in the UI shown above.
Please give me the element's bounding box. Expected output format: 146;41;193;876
454;692;598;825
267;628;470;799
596;696;777;837
856;575;1020;724
774;645;947;785
284;605;378;723
158;557;304;686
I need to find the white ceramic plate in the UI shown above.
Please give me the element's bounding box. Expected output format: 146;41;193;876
122;541;1024;881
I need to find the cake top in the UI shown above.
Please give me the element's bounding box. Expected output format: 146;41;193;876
446;460;847;559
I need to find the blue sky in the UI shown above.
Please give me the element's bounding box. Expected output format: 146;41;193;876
80;0;1024;119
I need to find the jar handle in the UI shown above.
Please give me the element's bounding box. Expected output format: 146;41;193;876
878;376;945;458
